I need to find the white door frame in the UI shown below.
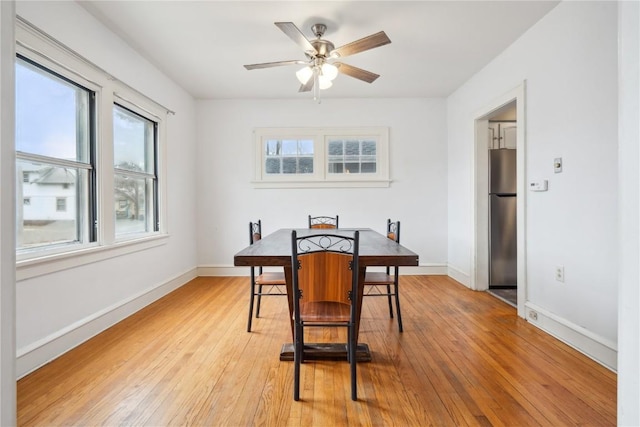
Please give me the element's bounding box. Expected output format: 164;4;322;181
471;82;527;319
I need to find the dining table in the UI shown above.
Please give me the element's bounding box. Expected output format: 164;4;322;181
233;228;420;361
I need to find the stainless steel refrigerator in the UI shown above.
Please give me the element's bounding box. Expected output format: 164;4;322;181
489;149;517;288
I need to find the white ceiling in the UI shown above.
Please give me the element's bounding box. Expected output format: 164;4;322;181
79;1;560;100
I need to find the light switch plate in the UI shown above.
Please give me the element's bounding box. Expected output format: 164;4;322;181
554;157;563;173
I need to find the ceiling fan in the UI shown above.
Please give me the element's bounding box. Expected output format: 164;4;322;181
243;22;391;100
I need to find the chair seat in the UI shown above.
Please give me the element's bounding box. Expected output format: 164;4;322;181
256;272;286;285
299;301;351;323
364;272;395;285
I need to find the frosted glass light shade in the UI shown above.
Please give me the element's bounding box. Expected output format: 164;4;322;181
321;63;338;80
318;76;333;90
296;66;313;84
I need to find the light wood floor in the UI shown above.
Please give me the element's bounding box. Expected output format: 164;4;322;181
18;275;616;426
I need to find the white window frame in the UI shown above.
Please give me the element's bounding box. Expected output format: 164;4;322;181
253;127;390;188
15;18;169;280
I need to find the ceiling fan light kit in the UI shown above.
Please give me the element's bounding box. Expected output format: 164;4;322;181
244;21;391;102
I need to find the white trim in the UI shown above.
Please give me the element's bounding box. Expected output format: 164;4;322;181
16;233;168;280
251;179;391;189
16;16;174;115
16;267;197;379
472;82;527;319
253;126;390;188
524;303;617;371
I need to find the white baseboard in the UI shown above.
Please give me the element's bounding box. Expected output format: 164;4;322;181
524;303;617;372
197;263;448;277
16;267;198;379
447;264;470;287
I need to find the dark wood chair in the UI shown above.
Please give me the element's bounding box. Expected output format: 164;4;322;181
247;220;286;332
291;230;360;401
308;215;339;229
364;219;403;332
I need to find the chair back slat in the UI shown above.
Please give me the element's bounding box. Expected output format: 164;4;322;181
249;220;262;245
297;252;353;305
387;219;400;243
308;215;339;229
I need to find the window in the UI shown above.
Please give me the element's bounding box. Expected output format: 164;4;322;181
113;104;158;237
56;198;67;212
15;56;95;252
254;127;389;188
15;18;168;276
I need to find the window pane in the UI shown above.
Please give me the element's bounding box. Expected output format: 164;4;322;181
345;163;360;173
281;140;298;156
282;158;297;174
362;162;376;173
265;140;280;156
113;104;154;173
299;157;313;173
328;162;343;173
16;160;87;250
16;58;90;163
265;157;281;174
115;174;153;235
298;140;314;155
345;141;359;156
328;141;343;155
362;140;376;156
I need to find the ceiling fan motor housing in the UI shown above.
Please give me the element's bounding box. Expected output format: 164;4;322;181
309;39;335;58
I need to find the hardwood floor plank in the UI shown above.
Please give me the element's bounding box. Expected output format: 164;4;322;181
18;275;616;426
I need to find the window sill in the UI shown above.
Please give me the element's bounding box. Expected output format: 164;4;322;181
16;233;169;281
252;179;391;189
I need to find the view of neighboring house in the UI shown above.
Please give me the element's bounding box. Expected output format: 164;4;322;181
16;162;77;247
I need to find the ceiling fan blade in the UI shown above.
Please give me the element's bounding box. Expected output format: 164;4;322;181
298;78;314;92
275;22;317;56
330;31;391;58
244;60;306;70
298;68;317;92
334;62;380;83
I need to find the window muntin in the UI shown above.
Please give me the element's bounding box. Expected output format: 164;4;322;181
113;104;158;237
15;56;95;253
254;127;389;188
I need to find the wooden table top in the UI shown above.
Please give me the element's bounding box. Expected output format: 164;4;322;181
234;228;419;268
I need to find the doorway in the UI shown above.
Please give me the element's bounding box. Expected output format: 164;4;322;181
472;83;526;318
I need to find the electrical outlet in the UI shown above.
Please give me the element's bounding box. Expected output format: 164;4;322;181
529;310;538;321
555;266;565;282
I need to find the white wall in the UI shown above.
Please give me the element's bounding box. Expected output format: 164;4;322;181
447;1;618;368
617;1;640;424
196;98;448;274
14;1;198;377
